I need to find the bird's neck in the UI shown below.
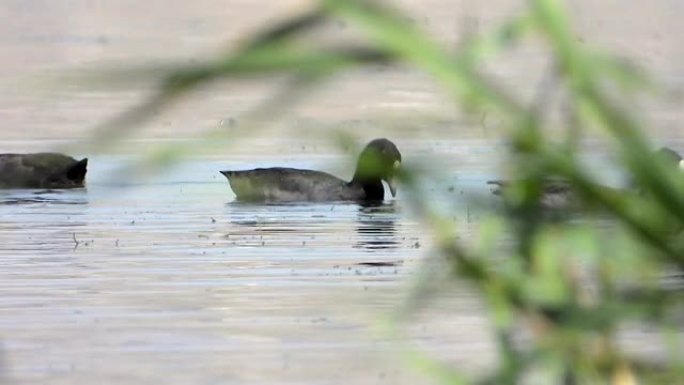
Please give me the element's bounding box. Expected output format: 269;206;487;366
350;174;384;201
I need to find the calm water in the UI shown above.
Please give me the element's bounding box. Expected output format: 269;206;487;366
2;139;680;384
0;143;501;385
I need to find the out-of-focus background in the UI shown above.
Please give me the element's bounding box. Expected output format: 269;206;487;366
1;0;683;142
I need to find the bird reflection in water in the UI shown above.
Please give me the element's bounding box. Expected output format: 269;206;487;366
354;201;400;254
223;201;401;262
0;189;88;206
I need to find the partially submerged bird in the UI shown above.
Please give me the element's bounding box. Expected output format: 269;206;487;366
0;153;88;189
488;147;683;210
220;138;402;202
654;147;684;170
487;179;577;210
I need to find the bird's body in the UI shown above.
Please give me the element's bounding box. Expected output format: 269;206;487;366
0;153;88;189
221;139;401;203
487;179;578;210
488;147;683;210
221;168;367;202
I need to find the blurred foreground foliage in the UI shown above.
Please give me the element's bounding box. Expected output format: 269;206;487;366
87;0;684;383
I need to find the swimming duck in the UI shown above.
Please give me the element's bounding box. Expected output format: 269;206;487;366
654;147;684;170
487;178;577;210
0;152;88;189
488;147;683;210
220;138;402;202
0;153;88;189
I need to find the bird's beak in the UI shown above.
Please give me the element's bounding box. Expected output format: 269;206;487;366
388;160;401;197
679;159;684;171
388;178;397;197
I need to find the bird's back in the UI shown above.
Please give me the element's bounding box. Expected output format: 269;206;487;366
0;153;84;188
221;167;363;202
487;179;576;210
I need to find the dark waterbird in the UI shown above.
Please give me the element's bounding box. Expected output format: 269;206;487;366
220;138;402;202
487;147;683;210
0;153;88;189
487;178;578;210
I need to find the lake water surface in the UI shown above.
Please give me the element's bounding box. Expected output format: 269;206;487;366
0;142;504;385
